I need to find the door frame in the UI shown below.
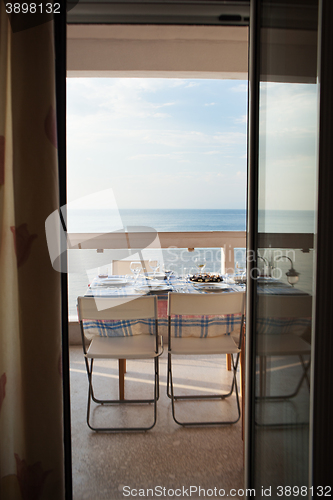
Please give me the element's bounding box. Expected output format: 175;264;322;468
57;0;333;495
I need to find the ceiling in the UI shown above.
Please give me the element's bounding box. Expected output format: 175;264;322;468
67;0;250;25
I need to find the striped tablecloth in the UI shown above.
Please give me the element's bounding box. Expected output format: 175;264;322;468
82;277;309;339
83;277;244;338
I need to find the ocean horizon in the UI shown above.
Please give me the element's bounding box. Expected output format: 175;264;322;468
66;208;315;234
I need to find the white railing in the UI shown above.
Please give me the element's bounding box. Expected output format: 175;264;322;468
67;230;247;274
67;230;314;274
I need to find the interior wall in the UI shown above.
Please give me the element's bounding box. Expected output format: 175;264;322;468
67;24;249;79
67;23;318;83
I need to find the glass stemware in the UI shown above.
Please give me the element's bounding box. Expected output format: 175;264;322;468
194;256;206;275
149;258;160;277
130;261;142;284
235;261;246;275
164;269;174;286
98;266;109;278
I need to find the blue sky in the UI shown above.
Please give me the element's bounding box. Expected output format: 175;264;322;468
67;78;318;212
67;78;248;209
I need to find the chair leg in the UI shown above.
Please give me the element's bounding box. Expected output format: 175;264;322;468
118;359;125;400
227;354;232;371
85;356;159;432
254;354;311;427
86;359;94;430
167;352;172;399
168;353;241;426
259;355;267;397
155;357;160;401
300;355;311;390
256;355;311;401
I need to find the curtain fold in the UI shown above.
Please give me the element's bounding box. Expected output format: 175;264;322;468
0;5;65;499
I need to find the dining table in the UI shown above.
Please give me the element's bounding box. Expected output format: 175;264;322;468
83;273;309;402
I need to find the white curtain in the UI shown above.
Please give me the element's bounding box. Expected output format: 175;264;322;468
0;5;65;499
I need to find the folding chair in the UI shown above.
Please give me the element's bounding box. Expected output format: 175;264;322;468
77;295;163;431
256;294;312;401
167;291;245;426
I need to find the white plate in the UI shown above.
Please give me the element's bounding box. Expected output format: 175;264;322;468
191;282;229;290
257;277;277;284
135;284;171;292
143;273;166;280
190;280;225;287
94;278;129;286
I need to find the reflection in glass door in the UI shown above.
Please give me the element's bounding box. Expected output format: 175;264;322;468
247;0;319;494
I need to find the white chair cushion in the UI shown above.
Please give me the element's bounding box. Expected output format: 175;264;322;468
169;335;240;355
86;334;162;359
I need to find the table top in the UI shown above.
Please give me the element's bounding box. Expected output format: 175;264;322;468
84;274;307;298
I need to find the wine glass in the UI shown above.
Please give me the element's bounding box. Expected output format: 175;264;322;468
235;261;246;275
130;261;142;284
165;269;174;286
98;266;109;278
149;258;160;277
194;256;206;275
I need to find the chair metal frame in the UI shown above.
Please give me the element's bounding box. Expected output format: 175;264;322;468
167;292;245;427
77;295;163;432
255;294;312;427
256;294;312;400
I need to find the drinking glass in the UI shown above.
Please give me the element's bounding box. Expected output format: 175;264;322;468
149;258;160;277
194;256;206;275
183;267;193;282
235;261;246;275
98;266;109;278
130;261;142;283
164;269;174;286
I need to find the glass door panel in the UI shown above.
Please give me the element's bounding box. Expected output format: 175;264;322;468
248;0;319;494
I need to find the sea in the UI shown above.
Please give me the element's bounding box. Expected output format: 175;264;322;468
67;209;315;319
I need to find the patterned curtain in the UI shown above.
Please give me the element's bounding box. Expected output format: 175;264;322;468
0;5;65;499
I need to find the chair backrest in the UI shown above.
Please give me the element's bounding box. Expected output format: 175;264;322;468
112;260;150;275
77;295;157;321
257;294;312;319
168;292;245;316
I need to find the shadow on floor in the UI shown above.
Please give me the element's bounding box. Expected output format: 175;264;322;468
70;346;244;499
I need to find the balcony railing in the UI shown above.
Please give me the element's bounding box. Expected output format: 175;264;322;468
67;230;313;273
68;230;246;273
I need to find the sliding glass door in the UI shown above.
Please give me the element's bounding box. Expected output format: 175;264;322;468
246;0;319;494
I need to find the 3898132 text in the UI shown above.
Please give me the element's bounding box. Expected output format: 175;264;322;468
263;485;331;497
5;2;60;14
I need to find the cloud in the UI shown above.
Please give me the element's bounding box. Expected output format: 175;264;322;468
68;112;247;150
128;150;229;161
67;78;177;120
234;114;247;124
128;152;190;162
184;82;200;88
230;83;248;93
203;151;222;155
213;132;247;145
259;82;317;136
205;102;216;106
